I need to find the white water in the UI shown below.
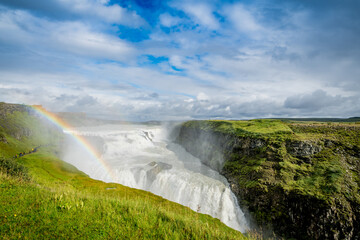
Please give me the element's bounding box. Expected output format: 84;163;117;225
62;124;249;232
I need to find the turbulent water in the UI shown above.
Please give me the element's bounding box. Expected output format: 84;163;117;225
62;124;249;232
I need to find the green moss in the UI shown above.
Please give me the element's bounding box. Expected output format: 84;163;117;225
183;119;293;137
289;123;360;145
229;149;349;201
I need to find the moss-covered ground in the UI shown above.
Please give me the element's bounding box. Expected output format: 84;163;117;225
180;119;360;238
183;119;293;136
0;107;247;239
183;119;360;203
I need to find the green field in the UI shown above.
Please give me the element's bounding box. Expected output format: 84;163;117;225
183;119;293;136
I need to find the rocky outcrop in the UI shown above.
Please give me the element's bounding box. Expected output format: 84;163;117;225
146;161;172;182
0;102;62;143
0;102;35;140
12;128;33;140
175;122;360;240
287;140;322;159
0;102;32;118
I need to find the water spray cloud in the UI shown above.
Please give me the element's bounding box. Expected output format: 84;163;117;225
31;105;115;182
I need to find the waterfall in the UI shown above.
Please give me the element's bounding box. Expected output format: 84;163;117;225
61;124;249;232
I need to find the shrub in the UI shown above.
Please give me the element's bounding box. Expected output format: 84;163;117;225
0;157;29;180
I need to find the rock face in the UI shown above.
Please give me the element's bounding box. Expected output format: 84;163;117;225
0;103;34;140
175;121;360;240
0;102;32;118
287;140;322;159
146;161;172;182
0;102;62;145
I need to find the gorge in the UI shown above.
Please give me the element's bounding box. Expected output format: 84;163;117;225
2;102;359;239
176;120;360;240
61;119;360;239
61;123;250;233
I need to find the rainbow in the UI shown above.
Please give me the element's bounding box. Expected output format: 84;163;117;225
31;105;116;182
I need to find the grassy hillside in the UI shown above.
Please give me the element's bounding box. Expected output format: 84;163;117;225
0;104;246;239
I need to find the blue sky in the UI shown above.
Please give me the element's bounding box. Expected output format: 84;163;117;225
0;0;359;121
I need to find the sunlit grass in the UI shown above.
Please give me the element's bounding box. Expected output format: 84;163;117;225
1;150;247;239
184;119;293;136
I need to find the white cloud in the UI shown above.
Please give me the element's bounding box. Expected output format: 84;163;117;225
159;13;181;27
169;55;184;69
1;1;360;120
57;0;144;26
181;3;219;29
0;10;38;45
197;92;209;101
1;67;359;121
52;22;135;60
224;4;261;34
0;9;135;61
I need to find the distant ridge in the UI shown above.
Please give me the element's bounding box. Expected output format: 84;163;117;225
274;117;360;122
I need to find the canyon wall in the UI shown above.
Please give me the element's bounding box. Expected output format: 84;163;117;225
176;120;360;240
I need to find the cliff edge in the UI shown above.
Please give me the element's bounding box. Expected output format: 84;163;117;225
176;120;360;240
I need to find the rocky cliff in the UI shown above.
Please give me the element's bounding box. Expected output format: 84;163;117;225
0;103;106;158
175;120;360;240
0;103;37;142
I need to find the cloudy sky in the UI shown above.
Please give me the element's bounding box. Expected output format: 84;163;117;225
0;0;359;121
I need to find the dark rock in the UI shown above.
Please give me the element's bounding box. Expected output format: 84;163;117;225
324;139;336;148
0;102;32;119
287;140;322;159
142;131;154;141
146;161;172;182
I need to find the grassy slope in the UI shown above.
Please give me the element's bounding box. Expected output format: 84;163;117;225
0;109;246;239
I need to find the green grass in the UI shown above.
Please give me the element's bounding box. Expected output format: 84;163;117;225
226;120;292;134
0;156;29;180
183;119;293;137
1;154;246;239
0;108;247;239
